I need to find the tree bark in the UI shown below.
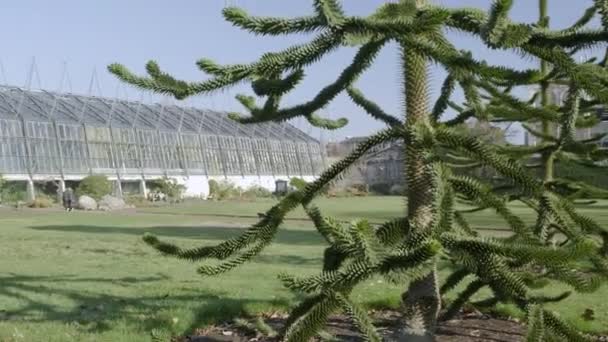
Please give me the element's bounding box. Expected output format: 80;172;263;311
539;0;554;184
536;0;554;242
399;1;441;338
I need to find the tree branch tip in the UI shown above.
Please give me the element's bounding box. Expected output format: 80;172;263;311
142;233;160;245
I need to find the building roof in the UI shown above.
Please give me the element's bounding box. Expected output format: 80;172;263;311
0;85;318;143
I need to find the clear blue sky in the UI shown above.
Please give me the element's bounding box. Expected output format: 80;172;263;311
0;0;597;142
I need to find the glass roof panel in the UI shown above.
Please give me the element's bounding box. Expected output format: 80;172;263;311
0;85;318;143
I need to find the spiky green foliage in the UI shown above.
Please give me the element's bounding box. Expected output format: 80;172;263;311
432;75;456;121
469;0;608;262
336;294;381;342
346;86;401;127
111;0;608;339
526;304;545;342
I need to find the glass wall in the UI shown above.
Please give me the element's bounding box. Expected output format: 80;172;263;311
201;135;224;176
297;142;314;176
237;137;258;176
180;133;206;174
136;129;165;174
219;136;242;176
0;119;27;174
27;121;59;174
253;139;273;175
0;87;325;179
0;120;325;178
85;126;114;172
112;127;140;173
309;143;324;175
268;139;288;176
58;123;89;174
283;141;300;177
159;131;184;171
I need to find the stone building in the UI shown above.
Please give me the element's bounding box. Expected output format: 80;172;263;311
328;121;505;192
326;137;404;191
524;84;608;148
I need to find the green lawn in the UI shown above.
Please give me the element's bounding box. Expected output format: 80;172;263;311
140;196;608;231
1;197;607;341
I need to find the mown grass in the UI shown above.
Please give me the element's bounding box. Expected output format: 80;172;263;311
0;197;607;341
140;196;608;231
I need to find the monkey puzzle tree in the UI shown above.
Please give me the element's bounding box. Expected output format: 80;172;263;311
110;0;608;340
498;0;608;254
439;0;608;258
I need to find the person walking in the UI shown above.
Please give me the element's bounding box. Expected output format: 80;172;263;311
62;187;75;212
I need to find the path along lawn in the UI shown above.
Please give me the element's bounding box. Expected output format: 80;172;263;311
1;197;607;341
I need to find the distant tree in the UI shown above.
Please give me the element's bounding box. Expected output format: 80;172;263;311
458;121;507;145
207;179;220;200
149;177;186;202
0;174;5;204
554;159;608;195
289;177;308;192
110;0;608;340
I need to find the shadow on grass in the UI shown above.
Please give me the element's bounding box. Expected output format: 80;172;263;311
0;272;292;337
77;247;322;267
336;210;402;221
253;254;322;266
138;209;311;221
28;225;326;246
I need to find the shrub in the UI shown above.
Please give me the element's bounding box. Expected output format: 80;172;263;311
325;188;353;198
289;177;308;191
36;181;62;199
124;195;150;208
242;185;272;200
0;175;7;204
350;184;367;193
208;179;220;199
330;184;369;198
554;159;608;194
28;195;54;208
208;181;271;201
76;175;112;200
347;184;368;197
369;183;391;196
389;184;405;196
208;180;240;201
149;177;186;202
1;182;26;205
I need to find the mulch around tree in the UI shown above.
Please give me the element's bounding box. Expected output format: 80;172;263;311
175;309;529;342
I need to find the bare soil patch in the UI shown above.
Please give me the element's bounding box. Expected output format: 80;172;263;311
176;310;528;342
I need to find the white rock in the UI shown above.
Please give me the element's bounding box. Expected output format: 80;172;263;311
98;195;127;211
77;196;97;210
390;184;405;196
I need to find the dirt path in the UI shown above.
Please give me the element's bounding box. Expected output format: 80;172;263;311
177;311;528;342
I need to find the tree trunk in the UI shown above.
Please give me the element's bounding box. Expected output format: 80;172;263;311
399;1;440;338
536;0;554;242
539;0;554;184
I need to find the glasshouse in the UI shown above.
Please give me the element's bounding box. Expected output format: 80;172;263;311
0;85;325;199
